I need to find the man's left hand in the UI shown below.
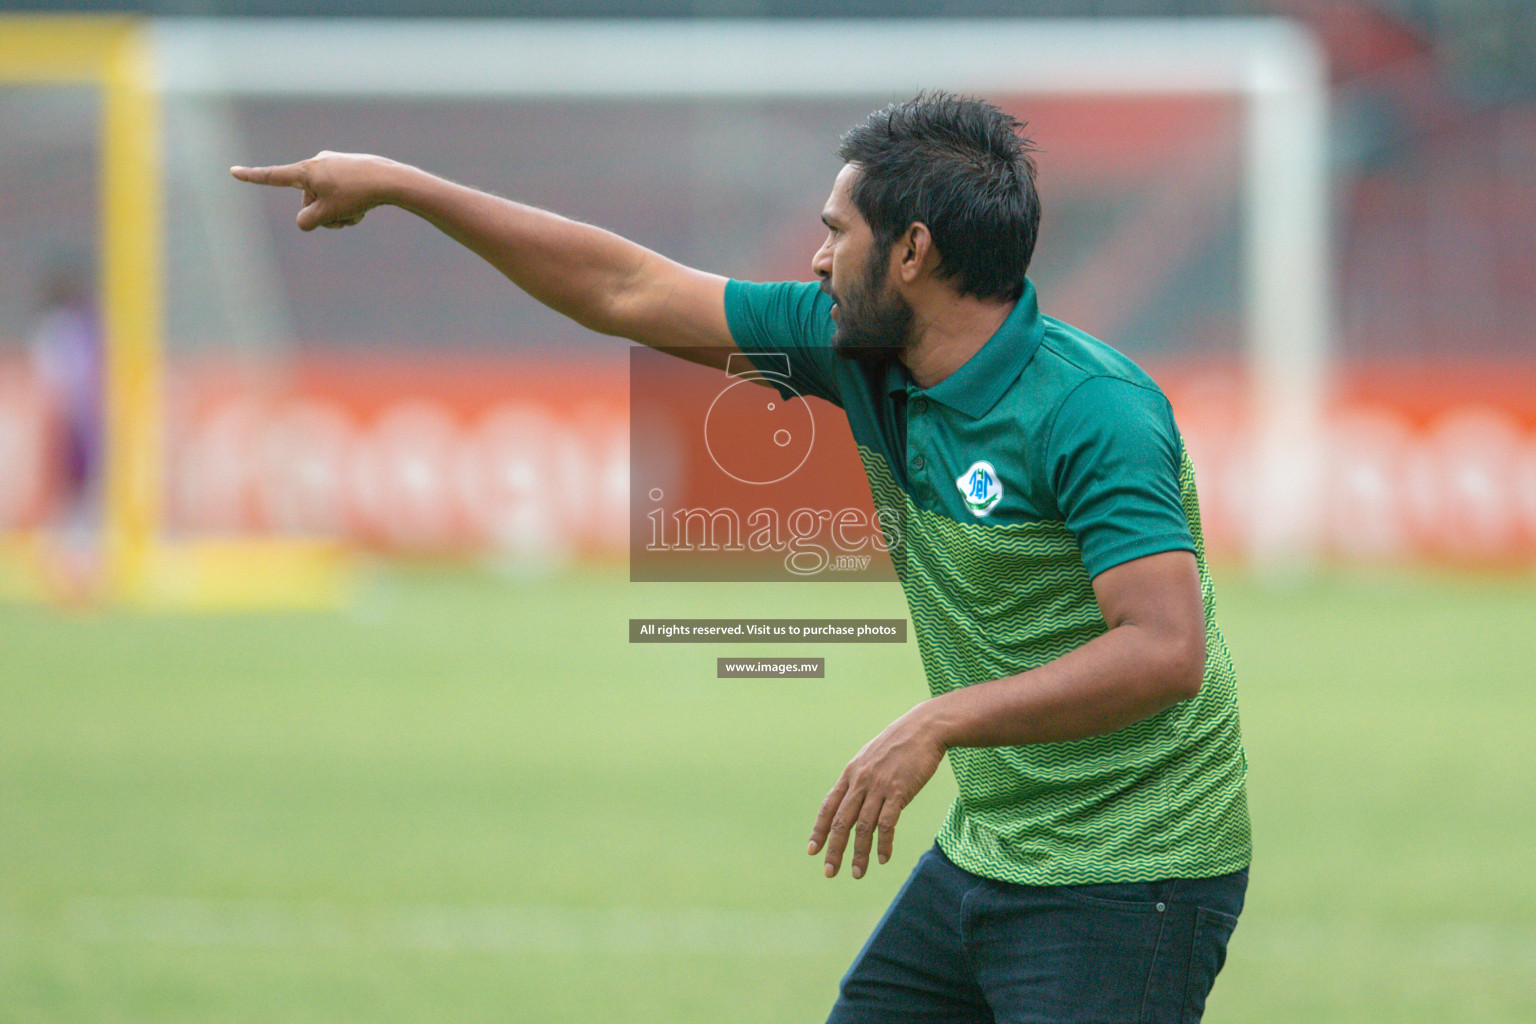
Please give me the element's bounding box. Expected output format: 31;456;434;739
809;706;946;879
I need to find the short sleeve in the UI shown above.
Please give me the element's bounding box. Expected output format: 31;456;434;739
1046;376;1195;578
724;279;844;407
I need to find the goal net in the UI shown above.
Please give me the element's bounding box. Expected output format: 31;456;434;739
0;16;1330;603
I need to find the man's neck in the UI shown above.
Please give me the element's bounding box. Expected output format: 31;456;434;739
901;293;1016;390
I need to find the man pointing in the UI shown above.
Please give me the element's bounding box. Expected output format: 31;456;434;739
235;91;1250;1024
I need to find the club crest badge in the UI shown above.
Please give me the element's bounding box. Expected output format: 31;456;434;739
956;460;1003;517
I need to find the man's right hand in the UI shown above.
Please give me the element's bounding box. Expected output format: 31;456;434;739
232;151;397;231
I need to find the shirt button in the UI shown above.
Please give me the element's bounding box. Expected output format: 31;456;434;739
910;455;925;471
912;398;928;414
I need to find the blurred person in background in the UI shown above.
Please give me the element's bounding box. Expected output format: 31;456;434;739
28;256;104;598
234;91;1249;1024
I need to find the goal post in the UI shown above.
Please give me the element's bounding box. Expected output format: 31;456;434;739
0;15;163;604
0;13;346;608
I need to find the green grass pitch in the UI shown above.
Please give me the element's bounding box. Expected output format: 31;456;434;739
2;564;1534;1023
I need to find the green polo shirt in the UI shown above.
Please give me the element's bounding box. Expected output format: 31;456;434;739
724;277;1250;885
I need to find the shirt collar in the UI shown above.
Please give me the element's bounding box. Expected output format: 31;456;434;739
884;279;1046;419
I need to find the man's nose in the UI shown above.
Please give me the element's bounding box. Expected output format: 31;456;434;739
811;238;832;279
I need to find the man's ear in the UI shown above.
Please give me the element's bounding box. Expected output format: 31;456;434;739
897;222;935;283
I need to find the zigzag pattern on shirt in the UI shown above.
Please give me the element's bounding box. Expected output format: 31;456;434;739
856;443;1251;886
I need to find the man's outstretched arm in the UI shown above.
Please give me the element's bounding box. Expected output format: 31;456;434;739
231;151;735;367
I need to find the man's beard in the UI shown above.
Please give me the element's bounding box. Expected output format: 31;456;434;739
825;244;914;364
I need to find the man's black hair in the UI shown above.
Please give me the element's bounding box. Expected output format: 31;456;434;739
838;92;1040;303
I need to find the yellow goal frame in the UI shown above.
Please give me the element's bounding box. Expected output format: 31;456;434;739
0;15;345;608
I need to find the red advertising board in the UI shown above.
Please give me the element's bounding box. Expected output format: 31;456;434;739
4;353;1536;567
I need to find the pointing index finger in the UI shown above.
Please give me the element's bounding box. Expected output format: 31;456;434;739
230;163;306;188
